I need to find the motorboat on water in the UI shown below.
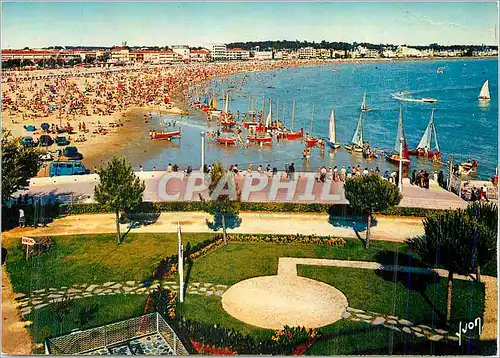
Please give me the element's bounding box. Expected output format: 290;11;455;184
457;160;478;176
385;106;411;166
408;108;441;159
421;97;438;103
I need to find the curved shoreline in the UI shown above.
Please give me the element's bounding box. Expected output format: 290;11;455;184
3;57;496;177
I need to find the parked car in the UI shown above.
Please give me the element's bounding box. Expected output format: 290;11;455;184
63;146;83;160
39;134;54;147
21;136;38;147
49;161;89;176
55;135;70;146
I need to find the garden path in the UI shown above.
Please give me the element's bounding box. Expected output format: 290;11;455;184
277;257;497;342
2;265;34;355
2;211;424;242
14;279;229;317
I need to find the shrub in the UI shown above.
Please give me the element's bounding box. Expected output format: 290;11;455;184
59;202;447;218
145;288;178;320
31;236;54;256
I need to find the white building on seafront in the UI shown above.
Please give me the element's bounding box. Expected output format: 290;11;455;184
226;48;250;60
396;46;423;57
210;44;227;60
253;50;273;60
298;47;316;59
172;45;190;60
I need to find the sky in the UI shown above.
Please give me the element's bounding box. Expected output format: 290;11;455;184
1;1;499;49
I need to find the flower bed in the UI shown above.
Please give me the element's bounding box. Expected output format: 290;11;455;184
144;287;178;320
190;340;237;355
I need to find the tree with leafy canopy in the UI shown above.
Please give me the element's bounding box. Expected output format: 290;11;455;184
409;209;493;327
343;174;401;249
200;162;240;245
1;131;42;204
465;202;498;282
94;157;145;244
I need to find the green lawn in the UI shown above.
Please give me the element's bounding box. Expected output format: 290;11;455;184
188;239;409;286
5;232;212;294
180;295;271;338
27;295;147;344
6;233;493;355
307;320;491;355
298;266;485;331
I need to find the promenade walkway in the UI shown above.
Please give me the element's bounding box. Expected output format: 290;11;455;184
16;172;467;210
2;211;424;242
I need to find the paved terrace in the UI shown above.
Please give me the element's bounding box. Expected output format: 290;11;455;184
16;171;467;210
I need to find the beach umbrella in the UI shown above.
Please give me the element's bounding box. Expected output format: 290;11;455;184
41;123;50;131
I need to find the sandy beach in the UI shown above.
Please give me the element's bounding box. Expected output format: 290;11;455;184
2;56;493;176
2;60;334;174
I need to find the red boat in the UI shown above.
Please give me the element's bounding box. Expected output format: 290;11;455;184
248;135;273;144
305;137;319;147
242;121;259;129
216;137;236;145
285;129;304;140
221;121;236;127
150;128;181;140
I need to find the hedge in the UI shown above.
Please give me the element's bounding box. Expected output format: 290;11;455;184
58;202;448;218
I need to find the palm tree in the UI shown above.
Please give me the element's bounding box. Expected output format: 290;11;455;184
409;209;491;326
465;202;498;282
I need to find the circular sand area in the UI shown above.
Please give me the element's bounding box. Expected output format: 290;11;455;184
221;275;348;329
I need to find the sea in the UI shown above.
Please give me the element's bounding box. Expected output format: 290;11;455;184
143;58;498;179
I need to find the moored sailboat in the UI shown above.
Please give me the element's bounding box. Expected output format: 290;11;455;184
408;108;441;159
149;107;181;140
285;100;303;140
305;104;320;147
345;111;364;152
385;106;410;166
325;108;341;149
221;93;236;127
478;80;491;100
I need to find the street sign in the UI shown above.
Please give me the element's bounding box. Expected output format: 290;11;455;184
21;237;36;261
21;236;36;246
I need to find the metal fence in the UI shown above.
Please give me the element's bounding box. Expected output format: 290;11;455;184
45;312;188;355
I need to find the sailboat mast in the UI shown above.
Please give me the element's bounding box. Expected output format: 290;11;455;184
291;100;296;131
277;99;280;121
261;96;265;122
310;104;315;134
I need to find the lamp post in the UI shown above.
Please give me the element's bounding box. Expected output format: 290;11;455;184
200;131;205;172
398;137;404;192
